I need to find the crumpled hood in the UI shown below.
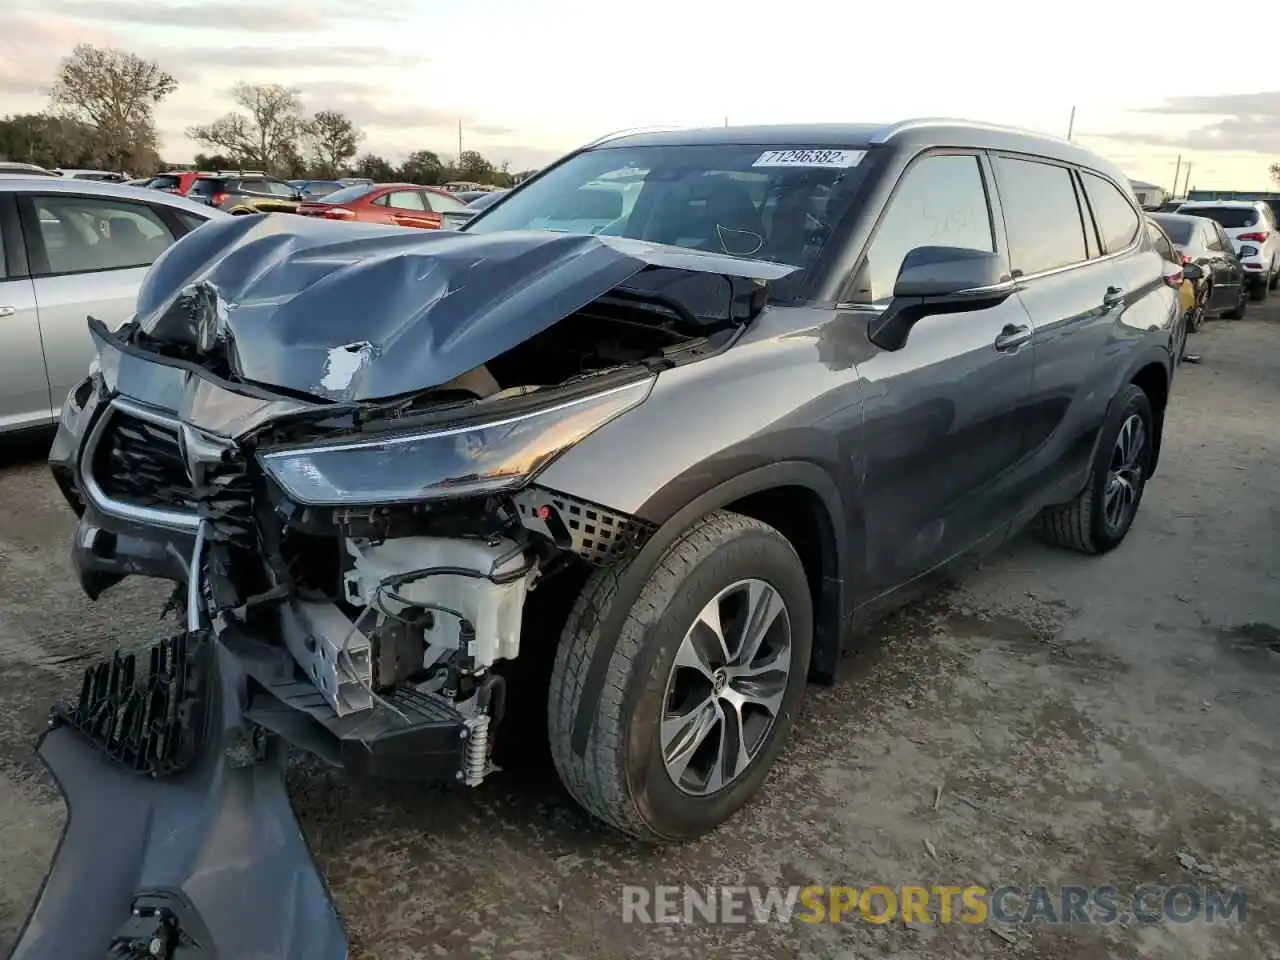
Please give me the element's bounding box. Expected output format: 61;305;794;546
130;215;797;402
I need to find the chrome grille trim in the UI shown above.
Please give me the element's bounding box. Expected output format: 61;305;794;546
81;398;202;532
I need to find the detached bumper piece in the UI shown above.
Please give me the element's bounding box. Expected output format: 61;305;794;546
9;637;348;960
50;631;211;778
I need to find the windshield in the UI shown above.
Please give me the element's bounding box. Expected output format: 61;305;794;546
1182;206;1258;229
1151;216;1195;245
318;183;378;204
465;142;870;296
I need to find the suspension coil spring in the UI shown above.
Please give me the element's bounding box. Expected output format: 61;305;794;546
462;714;489;787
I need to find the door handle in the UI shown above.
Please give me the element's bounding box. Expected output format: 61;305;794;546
993;324;1032;352
1103;286;1126;310
0;306;15;319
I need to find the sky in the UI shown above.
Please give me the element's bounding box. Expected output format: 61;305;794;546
2;0;1279;190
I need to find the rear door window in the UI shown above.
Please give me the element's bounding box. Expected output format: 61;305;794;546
993;156;1088;276
1147;223;1176;263
1081;172;1141;254
30;194;177;274
425;191;468;211
386;189;427;211
1188;206;1259;229
849;152;994;304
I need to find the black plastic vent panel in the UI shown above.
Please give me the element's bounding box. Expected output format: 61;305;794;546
51;630;213;778
513;487;653;565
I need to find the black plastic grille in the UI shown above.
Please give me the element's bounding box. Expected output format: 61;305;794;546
95;414;195;511
92;410;255;546
513;487;652;565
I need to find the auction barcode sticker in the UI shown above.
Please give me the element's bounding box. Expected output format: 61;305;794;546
752;149;867;168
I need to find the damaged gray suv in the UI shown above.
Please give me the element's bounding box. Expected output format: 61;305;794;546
21;120;1178;959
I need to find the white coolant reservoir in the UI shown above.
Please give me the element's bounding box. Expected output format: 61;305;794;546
343;536;531;668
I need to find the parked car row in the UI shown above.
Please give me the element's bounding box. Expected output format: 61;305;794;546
0;178;227;433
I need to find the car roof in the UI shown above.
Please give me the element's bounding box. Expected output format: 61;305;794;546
596;118;1131;186
1178;199;1263;207
1151;212;1210;223
0;176;232;219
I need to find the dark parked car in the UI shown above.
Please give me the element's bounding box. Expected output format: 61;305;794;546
187;174;303;214
1149;212;1248;320
440;187;508;229
23;120;1178;960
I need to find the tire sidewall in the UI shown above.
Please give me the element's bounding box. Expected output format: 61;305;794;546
1087;386;1154;551
620;527;813;840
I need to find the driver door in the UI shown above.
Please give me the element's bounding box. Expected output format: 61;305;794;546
847;151;1037;598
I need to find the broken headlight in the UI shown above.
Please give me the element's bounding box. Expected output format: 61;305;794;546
259;377;654;505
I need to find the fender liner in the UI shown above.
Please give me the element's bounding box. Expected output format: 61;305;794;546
568;460;849;757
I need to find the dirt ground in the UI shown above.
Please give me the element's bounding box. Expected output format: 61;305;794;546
1;308;1278;960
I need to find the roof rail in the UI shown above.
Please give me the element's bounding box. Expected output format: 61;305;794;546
580;125;683;150
868;117;1067;145
212;169;267;176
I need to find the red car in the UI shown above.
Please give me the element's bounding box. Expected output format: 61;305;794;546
146;170;213;195
296;182;470;229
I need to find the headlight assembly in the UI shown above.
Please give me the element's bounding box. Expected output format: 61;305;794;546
259;376;654;506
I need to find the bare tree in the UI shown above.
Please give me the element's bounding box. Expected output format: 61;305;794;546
50;44;177;170
1271;162;1280;187
306;110;362;178
187;83;307;174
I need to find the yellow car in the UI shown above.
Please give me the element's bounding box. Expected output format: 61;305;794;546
1146;217;1199;361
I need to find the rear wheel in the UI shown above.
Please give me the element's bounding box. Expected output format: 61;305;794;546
1033;384;1154;554
1249;277;1268;301
548;510;813;842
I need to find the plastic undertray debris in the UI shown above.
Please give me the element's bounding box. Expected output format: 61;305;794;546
50;630;214;778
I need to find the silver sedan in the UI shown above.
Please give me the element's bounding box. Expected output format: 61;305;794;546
0;178;230;434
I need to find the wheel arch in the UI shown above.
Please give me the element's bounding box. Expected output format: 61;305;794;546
1129;358;1170;477
563;461;852;758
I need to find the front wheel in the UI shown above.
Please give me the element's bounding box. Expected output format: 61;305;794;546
548;510;813;842
1033;384;1154;554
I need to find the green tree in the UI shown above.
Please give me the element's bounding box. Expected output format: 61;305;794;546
50;44;177;171
398;149;444;185
454;149;495;183
306;110;362;178
352;153;396;181
1271;162;1280;187
193;152;233;171
0;113;102;169
187;83;307;175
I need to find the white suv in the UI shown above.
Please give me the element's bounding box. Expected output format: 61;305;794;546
1175;200;1279;300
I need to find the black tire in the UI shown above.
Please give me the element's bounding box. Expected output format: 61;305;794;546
1269;268;1278;291
547;510;813;842
1187;305;1204;333
1033;384;1154;555
1249;278;1268;302
1223;286;1248;320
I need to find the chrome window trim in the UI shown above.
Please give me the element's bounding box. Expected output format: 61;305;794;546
80;398;202;532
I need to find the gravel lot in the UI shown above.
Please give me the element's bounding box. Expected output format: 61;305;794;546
2;309;1278;960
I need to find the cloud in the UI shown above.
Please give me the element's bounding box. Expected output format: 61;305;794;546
1105;92;1280;154
178;45;427;70
43;0;407;28
45;0;326;32
0;11;118;105
1136;92;1280;117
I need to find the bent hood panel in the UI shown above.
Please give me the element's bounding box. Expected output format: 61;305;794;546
133;216;797;402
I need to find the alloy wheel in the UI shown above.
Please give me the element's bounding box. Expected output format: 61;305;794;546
1103;414;1146;534
660;578;792;796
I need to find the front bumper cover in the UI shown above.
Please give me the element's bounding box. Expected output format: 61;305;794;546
10;630;349;960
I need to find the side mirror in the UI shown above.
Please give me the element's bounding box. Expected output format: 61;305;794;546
868;246;1015;351
1182;262;1204;281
